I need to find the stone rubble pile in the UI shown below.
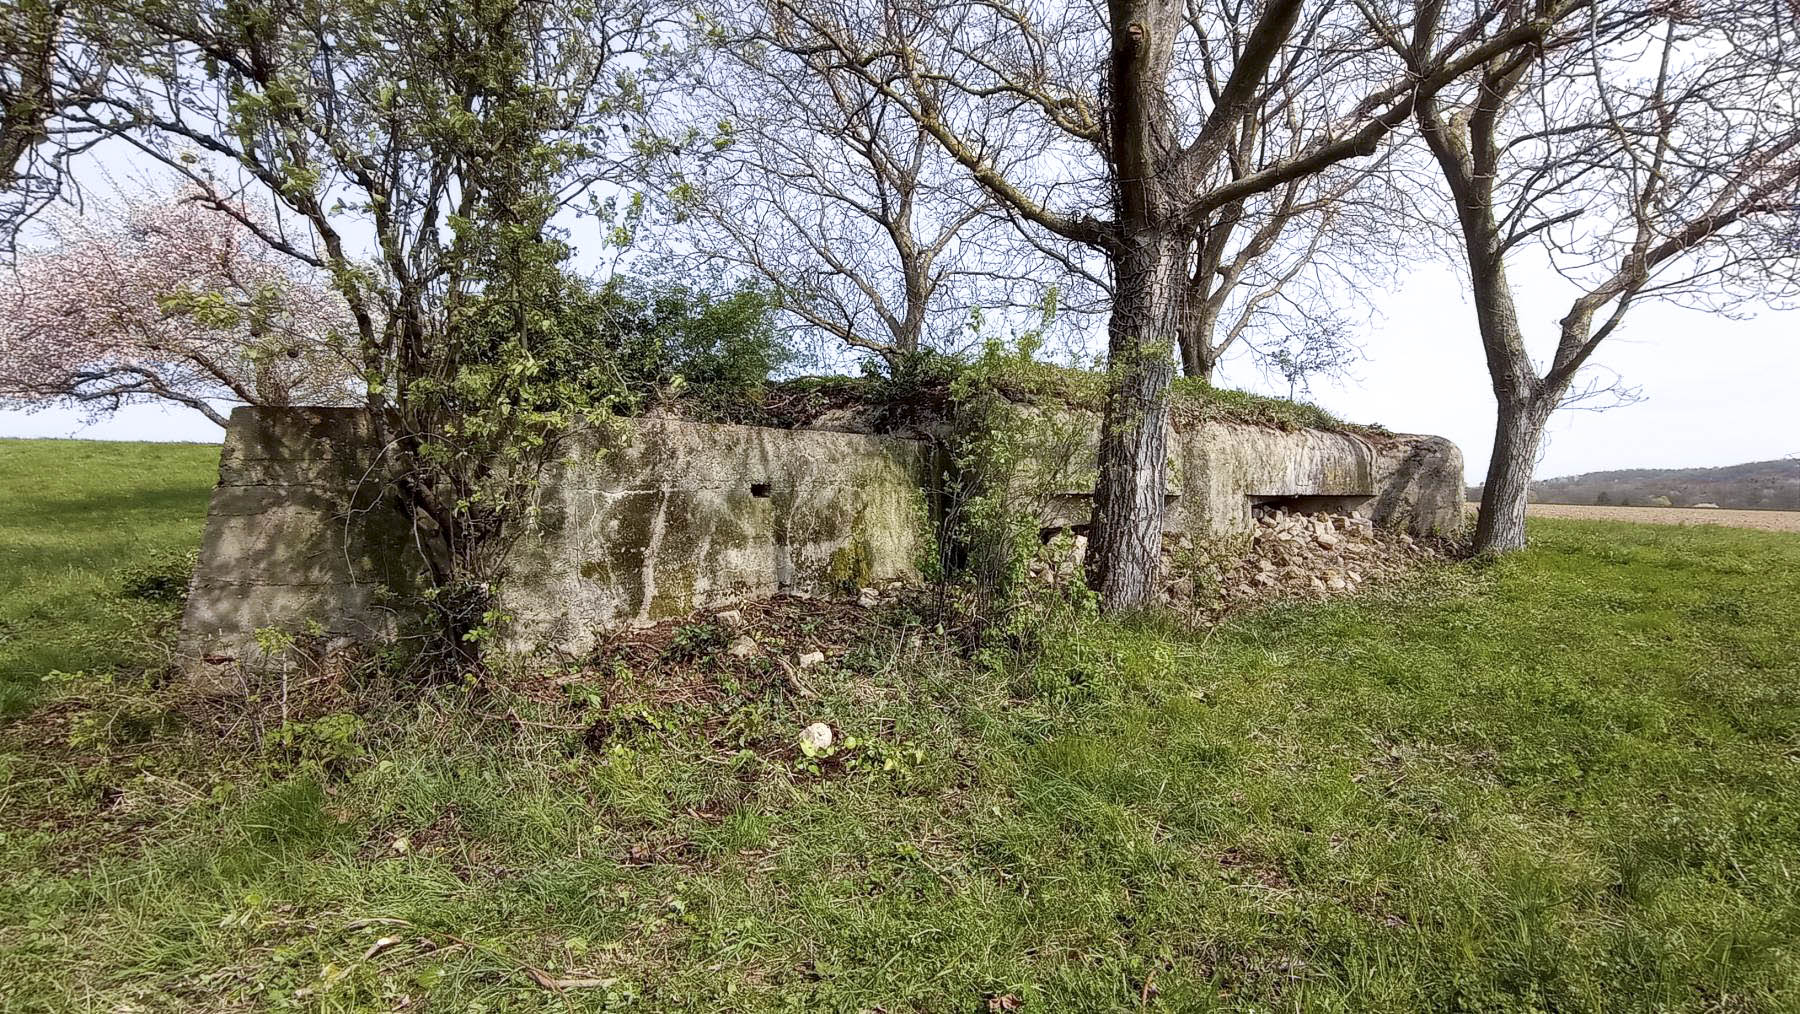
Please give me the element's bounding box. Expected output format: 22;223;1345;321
1199;507;1447;608
1027;507;1449;614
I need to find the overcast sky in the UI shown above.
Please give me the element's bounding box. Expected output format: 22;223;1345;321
1287;265;1800;483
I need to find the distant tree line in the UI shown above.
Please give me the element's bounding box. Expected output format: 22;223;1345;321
1470;460;1800;511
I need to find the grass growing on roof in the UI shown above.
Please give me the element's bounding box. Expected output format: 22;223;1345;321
978;356;1361;432
1166;376;1357;431
3;446;1799;1011
711;353;1365;434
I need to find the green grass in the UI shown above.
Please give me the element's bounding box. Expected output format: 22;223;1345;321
2;443;1798;1012
0;438;219;717
982;359;1360;432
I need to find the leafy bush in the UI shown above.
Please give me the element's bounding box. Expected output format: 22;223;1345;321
266;712;366;776
929;330;1099;653
596;276;789;415
462;271;788;418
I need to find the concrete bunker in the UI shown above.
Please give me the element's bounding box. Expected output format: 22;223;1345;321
177;405;1464;668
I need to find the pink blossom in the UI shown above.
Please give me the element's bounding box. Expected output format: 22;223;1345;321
0;186;359;425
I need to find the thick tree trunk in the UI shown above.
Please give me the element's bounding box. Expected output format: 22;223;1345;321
1087;233;1181;609
1473;391;1554;554
1084;0;1184;610
1417;93;1557;557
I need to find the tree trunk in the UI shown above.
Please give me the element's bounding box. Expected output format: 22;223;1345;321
1473;390;1553;554
1084;0;1184;610
1176;300;1221;381
1087;232;1181;609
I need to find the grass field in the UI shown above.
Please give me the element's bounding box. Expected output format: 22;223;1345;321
0;438;220;717
3;441;1799;1012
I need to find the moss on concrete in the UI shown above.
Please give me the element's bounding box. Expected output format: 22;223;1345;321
826;538;874;593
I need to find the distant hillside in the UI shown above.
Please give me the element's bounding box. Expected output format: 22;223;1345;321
1468;458;1800;510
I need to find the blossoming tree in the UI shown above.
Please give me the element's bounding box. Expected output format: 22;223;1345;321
0;187;358;425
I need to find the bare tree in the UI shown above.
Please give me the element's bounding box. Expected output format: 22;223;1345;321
1403;3;1800;553
1263;316;1361;399
655;17;1056;369
1176;170;1358;381
1165;4;1405;383
748;0;1577;608
0;0;105;254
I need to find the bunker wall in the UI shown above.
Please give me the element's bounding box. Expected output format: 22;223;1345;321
1017;410;1463;539
178;405;1463;668
179;408;934;667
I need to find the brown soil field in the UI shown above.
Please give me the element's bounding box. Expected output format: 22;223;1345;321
1465;501;1800;533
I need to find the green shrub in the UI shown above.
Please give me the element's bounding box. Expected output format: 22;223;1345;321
266;711;366;776
464;271;788;417
927;329;1100;652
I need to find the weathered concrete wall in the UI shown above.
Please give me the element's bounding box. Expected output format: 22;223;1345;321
177;408;423;665
1368;434;1467;536
180;408;933;665
1020;411;1463;539
1173;422;1378;537
1181;424;1466;537
179;405;1461;665
502;416;932;655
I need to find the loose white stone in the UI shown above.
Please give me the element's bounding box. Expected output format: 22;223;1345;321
799;722;833;754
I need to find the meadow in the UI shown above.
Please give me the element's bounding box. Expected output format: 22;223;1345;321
2;439;1798;1012
0;439;219;717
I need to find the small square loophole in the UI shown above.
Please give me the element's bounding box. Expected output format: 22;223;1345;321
750;483;771;499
